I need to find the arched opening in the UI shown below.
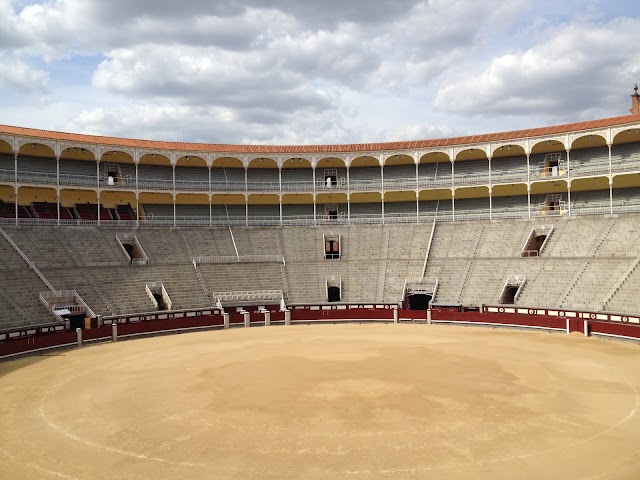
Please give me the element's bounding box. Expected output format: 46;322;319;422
350;155;381;190
212;157;244;191
282;193;314;222
383;154;414;189
60;189;98;220
101;150;135;188
138;153;172;191
17;142;56;184
102;191;138;221
282;157;313;191
317;157;346;190
0;139;12;155
530;139;567;180
418;152;451;188
408;293;431;310
18;186;57;219
175;155;208;192
327;286;341;302
248;157;278;191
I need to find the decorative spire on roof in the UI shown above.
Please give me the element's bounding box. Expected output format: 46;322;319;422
631;83;640;115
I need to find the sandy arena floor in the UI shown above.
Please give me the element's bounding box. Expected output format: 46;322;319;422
1;323;640;479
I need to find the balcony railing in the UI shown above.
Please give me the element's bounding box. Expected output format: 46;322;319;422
2;159;640;196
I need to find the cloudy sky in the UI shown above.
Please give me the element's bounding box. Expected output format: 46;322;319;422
0;0;638;145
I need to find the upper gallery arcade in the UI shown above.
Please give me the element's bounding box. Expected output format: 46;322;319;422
1;87;640;225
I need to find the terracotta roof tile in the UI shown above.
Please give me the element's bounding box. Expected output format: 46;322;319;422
1;114;640;156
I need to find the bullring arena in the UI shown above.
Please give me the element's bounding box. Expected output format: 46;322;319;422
2;324;640;479
2;92;640;478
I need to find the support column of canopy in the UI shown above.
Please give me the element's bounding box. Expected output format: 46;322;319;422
488;155;492;220
346;166;350;223
451;159;455;222
14;152;18;225
172;164;176;227
609;177;614;215
96;159;101;226
208;163;212;228
488;186;493;220
415;157;419;223
566;148;571;217
135;158;139;228
56;155;60;226
312;163;317;225
135;193;140;228
526;153;531;219
608;142;614;215
278;165;283;226
380;158;385;224
244;166;249;227
451;189;456;222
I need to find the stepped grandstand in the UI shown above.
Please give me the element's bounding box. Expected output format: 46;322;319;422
2;88;640;345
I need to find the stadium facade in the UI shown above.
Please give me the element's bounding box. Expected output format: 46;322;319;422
2;89;640;355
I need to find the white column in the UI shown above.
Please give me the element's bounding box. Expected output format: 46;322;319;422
451;189;455;222
244;167;249;227
245;195;249;227
135;161;139;228
312;167;317;225
208;166;212;228
608;144;614;215
135;193;140;228
279;166;283;226
609;177;614;215
526;153;531;219
96;160;101;226
380;163;384;224
451;160;455;221
346;166;350;223
415;161;420;223
14;152;18;225
566;149;571;217
489;186;493;220
97;192;101;226
172;164;176;227
173;193;176;228
56;156;60;226
313;194;317;225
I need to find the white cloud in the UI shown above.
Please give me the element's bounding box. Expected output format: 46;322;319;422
434;17;640;121
0;56;49;92
0;0;638;144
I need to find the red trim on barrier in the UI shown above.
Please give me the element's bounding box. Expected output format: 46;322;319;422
590;320;640;339
2;306;639;359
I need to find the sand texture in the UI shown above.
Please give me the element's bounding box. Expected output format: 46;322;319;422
1;323;640;479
